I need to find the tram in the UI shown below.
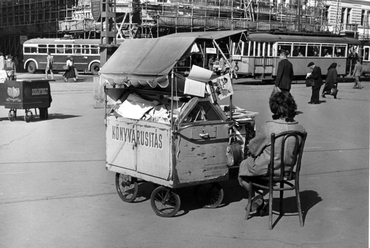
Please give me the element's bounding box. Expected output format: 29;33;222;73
360;40;370;75
231;32;362;80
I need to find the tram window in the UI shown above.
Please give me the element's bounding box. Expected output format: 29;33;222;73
233;42;242;56
278;44;291;56
334;45;346;57
65;45;72;54
250;42;255;56
243;42;249;56
74;45;81;54
364;47;370;61
48;45;56;54
322;44;334;57
91;45;99;54
38;44;47;54
293;44;306;56
56;45;64;54
307;44;320;56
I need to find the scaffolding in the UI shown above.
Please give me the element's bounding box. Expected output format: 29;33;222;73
0;0;76;62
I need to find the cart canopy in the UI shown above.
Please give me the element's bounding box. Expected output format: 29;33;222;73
100;30;247;89
100;37;197;88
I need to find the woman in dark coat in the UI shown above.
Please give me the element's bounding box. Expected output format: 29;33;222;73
322;63;338;99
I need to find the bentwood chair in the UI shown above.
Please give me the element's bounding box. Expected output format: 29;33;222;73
245;131;307;230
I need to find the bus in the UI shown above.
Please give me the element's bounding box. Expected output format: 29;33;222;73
231;32;362;80
23;38;101;75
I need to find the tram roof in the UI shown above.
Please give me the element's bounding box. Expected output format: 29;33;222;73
248;33;361;45
164;30;247;40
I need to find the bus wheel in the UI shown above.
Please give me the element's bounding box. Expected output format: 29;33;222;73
27;61;36;74
90;62;100;75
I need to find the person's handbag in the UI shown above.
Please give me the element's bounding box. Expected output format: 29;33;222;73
305;78;314;87
226;136;243;167
270;85;281;97
63;65;69;70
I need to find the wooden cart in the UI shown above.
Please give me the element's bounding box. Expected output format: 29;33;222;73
101;32;257;217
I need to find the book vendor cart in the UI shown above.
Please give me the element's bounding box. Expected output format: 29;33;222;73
0;79;52;122
100;31;258;217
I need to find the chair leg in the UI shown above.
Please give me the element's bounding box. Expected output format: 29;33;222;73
295;186;304;227
245;185;253;220
268;187;273;230
279;182;284;216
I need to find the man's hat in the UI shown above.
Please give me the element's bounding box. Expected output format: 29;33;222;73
307;62;314;67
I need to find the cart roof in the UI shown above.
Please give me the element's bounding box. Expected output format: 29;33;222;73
100;30;247;88
100;37;197;88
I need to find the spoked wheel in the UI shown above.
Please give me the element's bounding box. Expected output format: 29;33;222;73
115;173;139;203
8;109;16;122
194;182;224;208
150;186;181;217
24;110;33;123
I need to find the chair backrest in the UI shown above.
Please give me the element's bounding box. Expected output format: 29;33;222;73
269;131;307;181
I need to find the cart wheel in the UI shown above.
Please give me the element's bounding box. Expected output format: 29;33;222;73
24;110;33;123
115;173;138;203
194;182;224;209
150;186;181;217
8;109;16;122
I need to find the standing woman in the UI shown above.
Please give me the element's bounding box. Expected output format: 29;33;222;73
306;62;323;104
63;56;77;82
322;63;338;99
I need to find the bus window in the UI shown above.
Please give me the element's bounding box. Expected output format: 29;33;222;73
307;44;320;56
293;44;306;56
57;45;64;54
74;45;81;54
334;44;346;57
82;45;89;54
48;45;56;54
321;44;334;57
65;45;72;54
277;43;292;56
91;45;99;54
25;46;37;54
39;44;47;54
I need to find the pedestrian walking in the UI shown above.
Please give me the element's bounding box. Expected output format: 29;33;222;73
45;52;54;80
275;50;294;93
63;56;77;82
4;55;16;80
306;62;323;104
322;63;339;99
352;59;363;89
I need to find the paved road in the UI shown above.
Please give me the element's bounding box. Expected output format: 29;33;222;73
0;73;368;248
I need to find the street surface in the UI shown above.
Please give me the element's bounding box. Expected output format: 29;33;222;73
0;72;368;248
